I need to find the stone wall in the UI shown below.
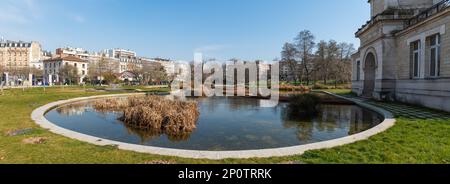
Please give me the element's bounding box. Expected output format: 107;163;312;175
393;11;450;111
353;1;450;111
370;0;435;17
395;13;450;79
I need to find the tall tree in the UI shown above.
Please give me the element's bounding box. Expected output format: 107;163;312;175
87;62;99;84
294;30;316;85
325;40;339;85
337;42;355;62
336;42;355;84
59;64;79;85
281;42;299;83
141;62;168;85
315;40;328;84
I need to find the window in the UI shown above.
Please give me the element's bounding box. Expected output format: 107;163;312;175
411;41;421;78
428;34;441;77
356;61;361;81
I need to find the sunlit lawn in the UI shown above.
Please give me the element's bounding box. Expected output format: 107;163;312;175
0;87;448;164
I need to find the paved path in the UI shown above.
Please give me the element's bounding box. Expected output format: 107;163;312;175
340;94;450;120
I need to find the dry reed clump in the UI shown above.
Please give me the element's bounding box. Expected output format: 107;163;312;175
93;98;129;111
121;96;200;135
93;96;200;137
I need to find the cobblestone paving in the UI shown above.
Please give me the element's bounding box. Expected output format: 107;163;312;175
344;96;450;120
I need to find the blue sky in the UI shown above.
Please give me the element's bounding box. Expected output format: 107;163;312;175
0;0;370;61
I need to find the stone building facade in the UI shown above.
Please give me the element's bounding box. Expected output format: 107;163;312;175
43;55;89;84
352;0;450;111
0;40;42;68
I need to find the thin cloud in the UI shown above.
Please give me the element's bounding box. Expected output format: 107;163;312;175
195;44;231;53
0;1;33;24
0;0;45;24
70;15;86;23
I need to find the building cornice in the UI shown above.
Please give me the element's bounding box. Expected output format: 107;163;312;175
395;8;450;37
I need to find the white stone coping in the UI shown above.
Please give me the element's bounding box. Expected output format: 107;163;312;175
31;93;396;160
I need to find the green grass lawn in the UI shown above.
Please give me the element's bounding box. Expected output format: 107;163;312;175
0;87;449;164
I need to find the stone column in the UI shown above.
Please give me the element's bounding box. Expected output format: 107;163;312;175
29;73;33;86
4;72;9;86
48;75;53;86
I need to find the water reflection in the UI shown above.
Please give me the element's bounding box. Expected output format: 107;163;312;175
124;125;192;143
56;102;89;116
45;97;383;150
282;105;381;142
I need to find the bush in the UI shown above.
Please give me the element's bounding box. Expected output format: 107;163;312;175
287;93;320;117
279;84;311;92
312;83;351;90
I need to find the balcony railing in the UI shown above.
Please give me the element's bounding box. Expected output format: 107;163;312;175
405;0;450;28
356;11;413;35
356;0;450;35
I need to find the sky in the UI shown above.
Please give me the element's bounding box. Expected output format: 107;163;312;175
0;0;370;61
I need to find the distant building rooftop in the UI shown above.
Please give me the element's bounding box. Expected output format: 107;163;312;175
43;55;88;63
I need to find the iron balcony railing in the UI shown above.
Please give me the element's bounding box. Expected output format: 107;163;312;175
356;0;450;35
356;11;413;35
405;0;450;28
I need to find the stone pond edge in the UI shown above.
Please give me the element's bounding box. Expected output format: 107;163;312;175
31;92;396;160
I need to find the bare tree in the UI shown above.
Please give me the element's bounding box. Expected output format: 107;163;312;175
281;42;299;83
87;62;99;84
336;42;355;84
294;30;316;85
59;64;79;85
325;40;339;85
314;40;328;84
87;57;120;85
338;42;355;61
141;62;168;85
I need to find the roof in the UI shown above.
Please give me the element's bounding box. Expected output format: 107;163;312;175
43;55;88;63
115;71;137;78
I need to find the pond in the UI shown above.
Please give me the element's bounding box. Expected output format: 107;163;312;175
44;96;383;151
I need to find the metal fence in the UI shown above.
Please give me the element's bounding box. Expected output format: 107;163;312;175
405;0;450;28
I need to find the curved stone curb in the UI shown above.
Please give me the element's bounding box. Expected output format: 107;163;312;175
31;93;396;160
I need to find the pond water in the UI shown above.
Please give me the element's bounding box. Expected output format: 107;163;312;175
44;96;383;151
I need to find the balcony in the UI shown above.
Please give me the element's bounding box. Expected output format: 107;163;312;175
356;0;450;36
356;9;415;36
405;0;450;29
